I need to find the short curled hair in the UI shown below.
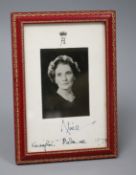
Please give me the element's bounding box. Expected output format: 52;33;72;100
48;55;81;82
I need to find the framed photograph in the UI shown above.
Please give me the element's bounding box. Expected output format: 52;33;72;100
11;10;117;164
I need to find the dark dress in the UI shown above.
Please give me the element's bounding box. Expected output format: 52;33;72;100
43;93;90;118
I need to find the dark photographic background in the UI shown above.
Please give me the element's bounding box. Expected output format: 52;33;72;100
40;48;90;118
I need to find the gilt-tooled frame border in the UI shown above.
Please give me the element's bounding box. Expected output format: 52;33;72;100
11;10;117;164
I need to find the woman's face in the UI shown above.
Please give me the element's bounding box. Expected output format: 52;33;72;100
55;63;75;91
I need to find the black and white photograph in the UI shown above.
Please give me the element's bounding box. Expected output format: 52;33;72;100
41;48;90;119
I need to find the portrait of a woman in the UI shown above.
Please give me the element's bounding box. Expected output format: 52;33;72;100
41;49;90;118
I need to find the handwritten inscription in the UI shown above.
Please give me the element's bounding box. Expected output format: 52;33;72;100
61;120;80;135
31;119;97;151
62;137;86;145
32;140;55;151
32;137;86;151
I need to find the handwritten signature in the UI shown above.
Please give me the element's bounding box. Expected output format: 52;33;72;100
32;137;86;151
32;140;55;151
62;137;86;145
31;119;97;151
60;119;96;135
61;119;80;135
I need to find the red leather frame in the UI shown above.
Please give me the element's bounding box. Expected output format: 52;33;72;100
11;10;117;164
